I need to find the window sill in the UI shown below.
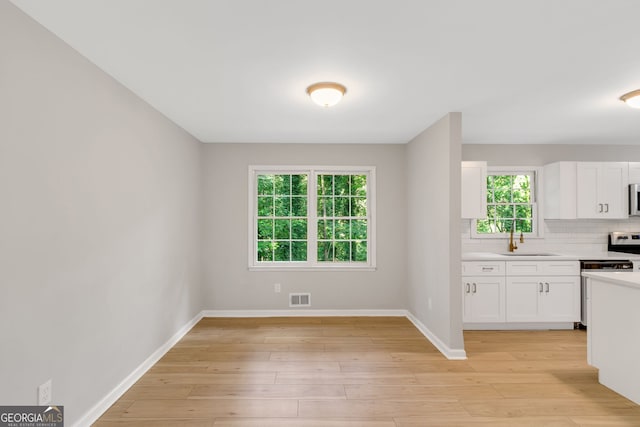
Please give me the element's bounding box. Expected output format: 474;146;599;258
249;265;377;272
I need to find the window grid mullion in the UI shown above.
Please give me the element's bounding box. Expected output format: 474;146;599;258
272;184;276;257
251;166;373;268
477;171;536;237
309;171;318;265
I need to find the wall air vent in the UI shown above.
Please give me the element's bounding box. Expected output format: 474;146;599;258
289;293;311;307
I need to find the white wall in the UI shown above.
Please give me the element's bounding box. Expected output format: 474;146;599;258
0;3;203;424
461;144;640;254
406;113;464;354
203;143;407;311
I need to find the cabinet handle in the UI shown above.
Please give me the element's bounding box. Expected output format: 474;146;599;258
545;282;550;293
465;283;470;293
539;282;543;293
604;203;609;213
598;203;603;213
481;267;494;271
472;283;477;294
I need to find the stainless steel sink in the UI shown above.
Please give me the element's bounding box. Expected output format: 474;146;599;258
500;253;560;256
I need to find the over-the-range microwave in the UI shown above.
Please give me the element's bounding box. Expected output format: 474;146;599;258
630;184;640;216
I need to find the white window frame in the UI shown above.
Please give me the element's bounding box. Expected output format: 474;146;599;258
471;166;544;239
248;165;376;271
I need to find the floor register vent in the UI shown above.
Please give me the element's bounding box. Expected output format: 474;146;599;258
289;293;311;307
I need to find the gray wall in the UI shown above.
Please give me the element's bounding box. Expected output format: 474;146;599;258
463;144;640;165
406;113;464;352
203;143;407;310
0;3;203;424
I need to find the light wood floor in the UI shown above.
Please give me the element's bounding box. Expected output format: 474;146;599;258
94;317;640;426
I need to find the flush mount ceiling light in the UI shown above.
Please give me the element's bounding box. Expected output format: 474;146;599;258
620;89;640;109
306;82;347;107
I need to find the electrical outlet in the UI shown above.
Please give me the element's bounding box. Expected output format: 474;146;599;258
274;283;281;293
38;379;52;405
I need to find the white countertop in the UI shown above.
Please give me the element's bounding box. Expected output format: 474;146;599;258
462;251;640;261
462;252;574;261
582;271;640;290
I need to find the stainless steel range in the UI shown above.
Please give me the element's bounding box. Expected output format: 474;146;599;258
579;232;640;327
608;231;640;254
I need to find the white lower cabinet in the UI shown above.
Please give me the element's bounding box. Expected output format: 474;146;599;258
506;276;580;322
462;277;506;323
462;260;580;329
541;277;580;321
462;261;506;324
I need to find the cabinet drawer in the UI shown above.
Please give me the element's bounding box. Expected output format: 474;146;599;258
506;261;579;276
462;261;505;276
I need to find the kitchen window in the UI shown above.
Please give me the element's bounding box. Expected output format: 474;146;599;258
472;167;541;238
248;166;376;270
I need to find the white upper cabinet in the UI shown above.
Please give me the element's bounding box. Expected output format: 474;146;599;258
544;162;628;219
629;162;640;183
461;161;487;219
544;162;577;219
576;162;628;219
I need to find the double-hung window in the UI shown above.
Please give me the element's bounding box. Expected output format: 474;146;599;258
472;167;541;238
249;166;376;269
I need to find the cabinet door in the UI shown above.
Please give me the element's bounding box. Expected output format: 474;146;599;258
576;163;600;218
576;162;628;219
629;162;640;183
463;277;505;323
461;161;487;219
540;276;580;322
543;162;577;219
600;163;628;218
506;277;542;322
462;280;473;322
462;261;505;276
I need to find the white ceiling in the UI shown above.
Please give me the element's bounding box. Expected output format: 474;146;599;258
10;0;640;145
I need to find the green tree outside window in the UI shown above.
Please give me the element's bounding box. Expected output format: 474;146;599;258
317;174;368;262
476;173;534;235
253;168;373;267
257;174;308;262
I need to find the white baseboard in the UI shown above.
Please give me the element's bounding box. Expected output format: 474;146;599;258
463;322;576;330
72;311;204;427
78;308;465;426
201;309;408;318
406;311;467;360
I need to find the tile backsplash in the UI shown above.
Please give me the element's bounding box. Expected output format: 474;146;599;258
461;218;640;255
